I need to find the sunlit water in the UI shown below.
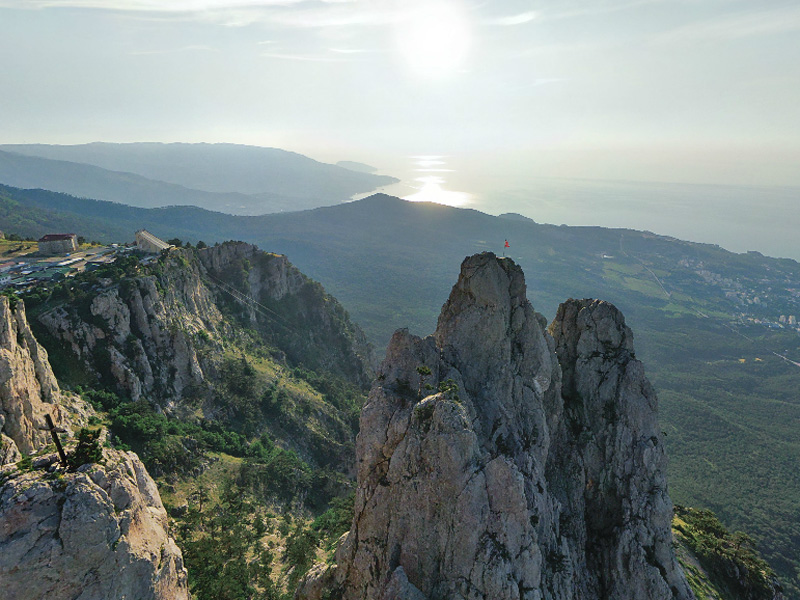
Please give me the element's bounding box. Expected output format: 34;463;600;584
353;156;800;261
352;155;473;208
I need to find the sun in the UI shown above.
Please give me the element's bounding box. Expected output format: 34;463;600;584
395;2;472;78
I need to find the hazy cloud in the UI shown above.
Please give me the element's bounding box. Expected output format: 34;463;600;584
129;44;216;55
654;5;800;43
261;51;357;61
0;0;303;10
328;47;379;54
485;11;537;26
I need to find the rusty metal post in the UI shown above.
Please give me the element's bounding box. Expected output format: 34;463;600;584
45;414;68;468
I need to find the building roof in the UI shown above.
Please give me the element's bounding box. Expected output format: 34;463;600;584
135;230;171;251
38;234;77;242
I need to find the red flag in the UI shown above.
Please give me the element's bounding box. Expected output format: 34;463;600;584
504;240;510;248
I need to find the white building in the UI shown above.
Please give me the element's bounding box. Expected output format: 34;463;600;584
135;230;172;254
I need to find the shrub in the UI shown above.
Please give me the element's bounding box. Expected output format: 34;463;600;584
69;428;104;470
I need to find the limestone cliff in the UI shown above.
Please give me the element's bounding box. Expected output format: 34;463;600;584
298;252;693;600
37;243;373;410
199;242;374;386
0;447;189;600
0;295;188;600
38;249;224;407
0;296;69;462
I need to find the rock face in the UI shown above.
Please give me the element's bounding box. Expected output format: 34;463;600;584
38;243;373;408
199;242;374;386
0;296;66;462
298;252;692;600
545;298;688;599
0;295;187;599
39;249;224;407
0;448;189;600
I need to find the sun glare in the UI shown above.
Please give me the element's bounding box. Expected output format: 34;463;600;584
395;2;471;78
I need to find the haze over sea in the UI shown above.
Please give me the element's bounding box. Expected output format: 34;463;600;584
361;155;800;262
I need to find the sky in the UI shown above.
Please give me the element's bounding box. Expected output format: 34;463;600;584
1;0;799;190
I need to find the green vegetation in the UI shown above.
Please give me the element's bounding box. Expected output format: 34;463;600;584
674;505;780;600
4;187;798;594
15;245;372;599
67;427;104;470
640;314;800;599
176;481;283;600
0;186;135;243
16;454;34;473
166;472;354;600
23;253;142;315
75;373;355;598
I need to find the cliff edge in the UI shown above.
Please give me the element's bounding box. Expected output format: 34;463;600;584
298;252;693;600
0;296;68;463
0;448;189;600
0;296;188;600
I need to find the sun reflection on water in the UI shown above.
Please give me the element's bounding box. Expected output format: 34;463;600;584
403;155;472;208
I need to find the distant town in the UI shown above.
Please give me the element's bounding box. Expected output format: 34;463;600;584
678;257;800;334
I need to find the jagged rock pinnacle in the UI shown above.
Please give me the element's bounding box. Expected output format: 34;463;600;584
298;253;693;600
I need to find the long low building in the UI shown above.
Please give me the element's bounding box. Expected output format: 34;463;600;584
38;234;78;255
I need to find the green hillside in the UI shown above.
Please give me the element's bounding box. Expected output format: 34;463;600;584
18;245;371;599
2;186;799;595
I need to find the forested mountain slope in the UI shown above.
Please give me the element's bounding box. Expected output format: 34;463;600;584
2;187;799;595
12;244;374;598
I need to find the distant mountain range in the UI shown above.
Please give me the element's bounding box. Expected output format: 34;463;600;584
335;160;378;173
1;183;799;596
0;143;398;215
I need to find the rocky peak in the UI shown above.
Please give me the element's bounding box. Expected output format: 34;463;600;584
549;298;635;403
298;252;692;600
199;241;306;302
198;240;258;273
0;447;189;600
0;296;187;600
433;253;561;455
546;298;687;599
0;296;65;462
200;241;374;385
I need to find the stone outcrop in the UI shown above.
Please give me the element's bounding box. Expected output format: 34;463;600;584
38;243;373;408
298;252;692;600
200;242;374;386
39;249;223;407
0;448;189;600
0;292;188;600
0;296;67;462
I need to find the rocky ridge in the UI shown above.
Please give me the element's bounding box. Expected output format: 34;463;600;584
0;448;189;600
199;241;374;386
298;252;693;600
0;295;188;600
37;242;373;410
0;295;73;463
38;249;225;407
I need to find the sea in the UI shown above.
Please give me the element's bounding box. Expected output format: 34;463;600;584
357;156;800;262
